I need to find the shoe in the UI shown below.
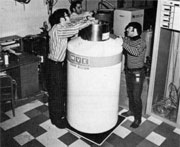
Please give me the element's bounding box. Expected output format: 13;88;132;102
51;117;67;129
121;111;133;117
55;121;67;129
130;119;141;128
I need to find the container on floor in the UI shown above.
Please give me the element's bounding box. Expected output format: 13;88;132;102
67;23;123;133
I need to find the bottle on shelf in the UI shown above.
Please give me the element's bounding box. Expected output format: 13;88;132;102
4;52;9;66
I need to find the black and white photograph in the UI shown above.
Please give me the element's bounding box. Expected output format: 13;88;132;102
0;0;180;146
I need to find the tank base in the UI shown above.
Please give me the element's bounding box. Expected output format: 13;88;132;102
66;115;125;146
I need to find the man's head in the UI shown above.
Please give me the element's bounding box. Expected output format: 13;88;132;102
125;22;142;37
49;9;70;27
70;1;82;15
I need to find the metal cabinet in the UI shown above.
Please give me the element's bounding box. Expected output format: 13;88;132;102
146;0;180;128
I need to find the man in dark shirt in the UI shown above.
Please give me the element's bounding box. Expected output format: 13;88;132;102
121;22;146;128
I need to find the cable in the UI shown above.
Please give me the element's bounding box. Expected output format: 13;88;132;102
15;0;31;4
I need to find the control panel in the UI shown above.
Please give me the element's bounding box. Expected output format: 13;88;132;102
161;0;180;31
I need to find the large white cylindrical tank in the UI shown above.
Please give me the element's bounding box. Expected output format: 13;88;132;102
67;36;123;134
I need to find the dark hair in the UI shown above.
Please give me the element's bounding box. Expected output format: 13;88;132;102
48;8;70;27
70;1;82;13
125;22;142;36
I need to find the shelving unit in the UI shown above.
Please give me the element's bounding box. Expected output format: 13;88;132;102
146;0;180;128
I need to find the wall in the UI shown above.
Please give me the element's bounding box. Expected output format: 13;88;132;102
82;0;118;11
0;0;155;38
83;0;155;11
0;0;71;38
82;0;100;11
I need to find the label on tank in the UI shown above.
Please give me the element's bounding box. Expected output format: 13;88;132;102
67;50;122;69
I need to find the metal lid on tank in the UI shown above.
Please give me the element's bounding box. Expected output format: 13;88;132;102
79;22;110;41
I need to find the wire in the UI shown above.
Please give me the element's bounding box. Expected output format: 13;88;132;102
15;0;31;4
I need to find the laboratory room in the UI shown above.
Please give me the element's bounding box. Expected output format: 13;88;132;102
0;0;180;147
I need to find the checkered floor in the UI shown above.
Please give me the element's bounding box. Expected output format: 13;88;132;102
1;92;180;147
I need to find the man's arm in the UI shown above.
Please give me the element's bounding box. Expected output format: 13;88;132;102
123;38;146;56
56;19;93;38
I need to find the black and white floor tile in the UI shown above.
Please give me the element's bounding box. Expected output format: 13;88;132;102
1;93;180;147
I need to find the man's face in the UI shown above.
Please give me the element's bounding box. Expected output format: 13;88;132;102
126;26;137;37
74;3;82;14
60;12;70;26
